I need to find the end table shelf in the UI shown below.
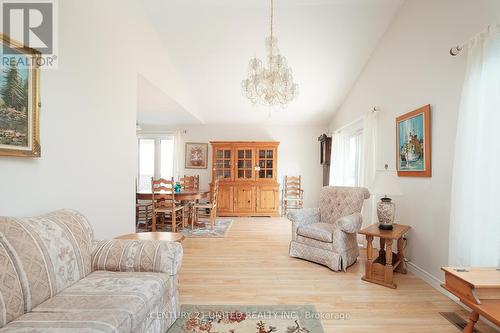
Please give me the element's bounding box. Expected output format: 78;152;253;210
359;224;411;289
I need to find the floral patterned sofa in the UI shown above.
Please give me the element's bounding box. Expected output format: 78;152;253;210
0;209;182;333
288;186;370;271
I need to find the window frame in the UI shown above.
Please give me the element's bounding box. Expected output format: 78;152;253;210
137;133;175;191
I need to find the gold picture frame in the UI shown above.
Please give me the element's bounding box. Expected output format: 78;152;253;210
0;34;41;157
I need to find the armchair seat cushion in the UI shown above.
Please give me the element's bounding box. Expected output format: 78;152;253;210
29;271;176;332
297;223;334;243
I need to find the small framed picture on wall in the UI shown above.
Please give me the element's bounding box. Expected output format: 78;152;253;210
185;142;208;169
396;104;431;177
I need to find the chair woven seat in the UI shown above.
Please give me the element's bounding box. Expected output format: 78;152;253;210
155;206;184;213
193;203;211;209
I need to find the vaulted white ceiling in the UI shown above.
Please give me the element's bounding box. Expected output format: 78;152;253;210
137;75;200;125
141;0;403;125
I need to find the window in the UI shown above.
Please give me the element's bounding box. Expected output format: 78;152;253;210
330;124;363;187
137;135;175;191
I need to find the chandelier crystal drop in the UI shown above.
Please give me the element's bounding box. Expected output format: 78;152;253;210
241;0;298;108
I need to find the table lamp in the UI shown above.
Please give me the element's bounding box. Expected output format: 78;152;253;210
370;165;402;230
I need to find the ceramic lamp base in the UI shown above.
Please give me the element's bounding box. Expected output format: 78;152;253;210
377;197;395;230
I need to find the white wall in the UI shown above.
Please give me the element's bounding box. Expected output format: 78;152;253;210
0;0;196;239
139;124;326;209
329;0;500;281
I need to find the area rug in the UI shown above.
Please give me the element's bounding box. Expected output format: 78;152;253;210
167;304;324;333
181;219;233;238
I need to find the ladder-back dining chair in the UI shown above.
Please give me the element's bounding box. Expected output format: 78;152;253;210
136;200;152;231
151;177;185;232
179;175;200;223
180;175;199;190
193;177;219;230
282;175;304;216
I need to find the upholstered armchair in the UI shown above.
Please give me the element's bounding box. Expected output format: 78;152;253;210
288;186;370;271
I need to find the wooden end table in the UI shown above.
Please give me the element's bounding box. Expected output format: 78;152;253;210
441;267;500;333
115;232;185;243
359;223;411;289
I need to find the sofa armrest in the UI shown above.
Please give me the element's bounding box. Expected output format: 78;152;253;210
287;208;320;240
335;213;363;234
92;239;183;276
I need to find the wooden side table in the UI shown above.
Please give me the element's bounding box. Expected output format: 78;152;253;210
115;232;185;243
359;224;411;289
441;267;500;333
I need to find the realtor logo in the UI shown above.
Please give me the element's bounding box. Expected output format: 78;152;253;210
1;0;58;68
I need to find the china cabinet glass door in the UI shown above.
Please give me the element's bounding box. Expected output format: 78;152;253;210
257;148;275;179
215;148;233;180
237;148;254;180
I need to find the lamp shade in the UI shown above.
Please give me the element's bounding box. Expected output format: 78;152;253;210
370;169;402;196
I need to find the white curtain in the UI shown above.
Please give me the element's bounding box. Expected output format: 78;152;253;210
329;131;346;186
361;111;378;227
449;24;500;267
330;117;373;188
173;130;183;180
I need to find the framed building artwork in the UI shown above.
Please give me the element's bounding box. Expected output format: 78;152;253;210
396;104;431;177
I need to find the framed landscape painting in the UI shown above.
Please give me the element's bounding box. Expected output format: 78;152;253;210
0;34;41;157
396;105;431;177
185;142;208;169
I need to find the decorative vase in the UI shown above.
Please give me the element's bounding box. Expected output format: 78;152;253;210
377;197;395;230
174;182;181;193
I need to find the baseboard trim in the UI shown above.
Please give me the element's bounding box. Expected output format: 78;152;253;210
406;261;454;299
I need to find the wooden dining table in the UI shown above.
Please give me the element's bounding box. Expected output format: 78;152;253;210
136;189;210;231
136;189;210;201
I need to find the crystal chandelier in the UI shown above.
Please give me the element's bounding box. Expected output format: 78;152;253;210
241;0;298;108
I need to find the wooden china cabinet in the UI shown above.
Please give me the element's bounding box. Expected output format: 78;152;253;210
210;141;280;217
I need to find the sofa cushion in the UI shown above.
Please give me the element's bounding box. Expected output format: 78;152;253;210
31;271;175;332
0;209;94;312
0;311;132;333
297;223;334;242
0;241;24;328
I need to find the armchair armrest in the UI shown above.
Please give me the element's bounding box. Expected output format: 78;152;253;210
92;239;183;276
287;208;320;241
287;208;320;224
335;213;363;234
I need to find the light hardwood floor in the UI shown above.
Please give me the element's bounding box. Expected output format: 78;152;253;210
178;217;498;333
